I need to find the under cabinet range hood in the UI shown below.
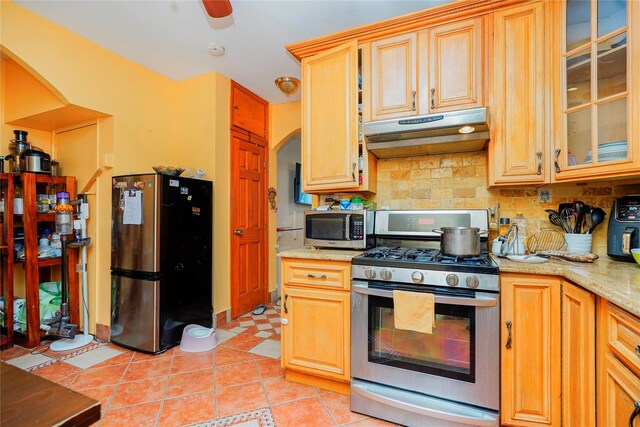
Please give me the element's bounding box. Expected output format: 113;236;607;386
363;107;490;159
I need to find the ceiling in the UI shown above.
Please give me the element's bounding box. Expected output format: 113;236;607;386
15;0;450;105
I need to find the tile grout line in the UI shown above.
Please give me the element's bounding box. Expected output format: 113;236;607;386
154;348;176;426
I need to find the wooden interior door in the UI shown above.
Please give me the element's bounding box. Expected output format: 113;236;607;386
230;130;268;318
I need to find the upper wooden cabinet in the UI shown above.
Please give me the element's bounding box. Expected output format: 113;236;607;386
489;1;549;186
551;0;640;182
367;16;485;120
301;41;377;194
231;81;268;139
421;17;484;113
370;33;417;120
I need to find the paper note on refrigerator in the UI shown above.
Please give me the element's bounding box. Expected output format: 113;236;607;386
123;190;143;225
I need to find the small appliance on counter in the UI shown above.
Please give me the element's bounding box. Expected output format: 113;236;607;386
607;195;640;262
5;129;52;174
303;209;374;249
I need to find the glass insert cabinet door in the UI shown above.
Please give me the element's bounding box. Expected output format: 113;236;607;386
561;0;629;170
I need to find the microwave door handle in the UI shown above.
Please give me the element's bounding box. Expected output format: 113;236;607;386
352;283;497;307
345;214;352;240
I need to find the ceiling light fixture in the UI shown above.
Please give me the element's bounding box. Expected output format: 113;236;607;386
275;76;300;97
202;0;233;18
458;125;475;134
567;87;578;92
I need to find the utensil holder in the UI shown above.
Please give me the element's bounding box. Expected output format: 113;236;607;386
564;233;592;253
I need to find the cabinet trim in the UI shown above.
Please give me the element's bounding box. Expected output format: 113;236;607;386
286;0;527;60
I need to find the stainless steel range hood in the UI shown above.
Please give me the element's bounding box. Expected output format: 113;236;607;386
363;107;490;159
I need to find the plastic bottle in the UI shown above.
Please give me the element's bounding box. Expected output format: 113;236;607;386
512;212;528;239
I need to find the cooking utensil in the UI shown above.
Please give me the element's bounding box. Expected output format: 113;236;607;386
583;205;593;233
526;230;566;252
588;207;606;234
573;201;585;233
561;208;576;233
433;227;485;257
546;209;568;232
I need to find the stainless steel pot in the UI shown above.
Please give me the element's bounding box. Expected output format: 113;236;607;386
433;227;485;257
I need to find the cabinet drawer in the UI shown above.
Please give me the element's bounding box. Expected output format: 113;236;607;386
600;299;640;377
282;259;350;291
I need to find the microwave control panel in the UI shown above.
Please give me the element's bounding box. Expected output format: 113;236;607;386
351;215;364;240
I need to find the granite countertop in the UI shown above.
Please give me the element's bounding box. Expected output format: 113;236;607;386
278;247;364;262
492;256;640;318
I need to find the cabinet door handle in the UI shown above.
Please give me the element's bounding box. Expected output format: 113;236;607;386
554;149;561;173
283;293;289;314
307;274;327;279
536;152;542;175
505;320;512;349
233;105;238;110
352;162;357;182
636;344;640;360
629;401;640;427
412;91;417;111
430;88;435;109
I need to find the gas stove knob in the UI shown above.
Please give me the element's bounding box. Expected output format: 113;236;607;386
411;271;424;283
446;274;459;287
364;267;376;279
380;269;392;281
466;275;480;289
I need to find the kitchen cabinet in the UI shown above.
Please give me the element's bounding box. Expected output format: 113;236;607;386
597;299;640;427
280;257;351;394
502;273;598;427
231;81;268;139
501;273;561;427
7;173;79;348
561;280;596;427
301;41;377;194
369;33;417;120
420;17;484;113
368;16;485;119
489;1;549;186
550;0;640;182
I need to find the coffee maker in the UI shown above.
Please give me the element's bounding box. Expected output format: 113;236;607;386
607;195;640;262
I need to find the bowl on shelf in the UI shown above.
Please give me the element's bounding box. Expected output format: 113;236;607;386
631;248;640;266
152;166;184;176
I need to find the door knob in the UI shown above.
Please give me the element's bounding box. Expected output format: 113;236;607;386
234;229;243;236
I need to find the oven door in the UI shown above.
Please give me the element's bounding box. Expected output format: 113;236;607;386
351;280;499;411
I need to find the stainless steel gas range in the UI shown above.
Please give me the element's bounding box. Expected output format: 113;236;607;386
350;209;500;427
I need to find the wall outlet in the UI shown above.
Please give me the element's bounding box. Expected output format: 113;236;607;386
538;189;551;203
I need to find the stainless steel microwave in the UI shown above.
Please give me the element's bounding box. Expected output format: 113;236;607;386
304;210;375;249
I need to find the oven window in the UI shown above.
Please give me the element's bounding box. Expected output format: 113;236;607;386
368;295;475;382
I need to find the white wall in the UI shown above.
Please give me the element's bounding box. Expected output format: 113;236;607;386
275;131;307;290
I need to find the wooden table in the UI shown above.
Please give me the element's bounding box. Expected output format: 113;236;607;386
1;362;100;426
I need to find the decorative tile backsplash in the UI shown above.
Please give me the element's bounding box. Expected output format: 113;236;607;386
372;152;640;257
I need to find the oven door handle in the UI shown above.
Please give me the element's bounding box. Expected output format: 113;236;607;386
352;283;498;307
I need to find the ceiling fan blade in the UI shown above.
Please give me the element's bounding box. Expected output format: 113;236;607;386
202;0;233;18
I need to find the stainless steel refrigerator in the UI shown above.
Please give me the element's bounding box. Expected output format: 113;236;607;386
110;174;212;353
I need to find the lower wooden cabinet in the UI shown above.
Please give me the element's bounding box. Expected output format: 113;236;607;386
501;274;561;427
561;281;596;427
598;299;640;427
280;257;351;394
501;275;596;427
281;286;349;380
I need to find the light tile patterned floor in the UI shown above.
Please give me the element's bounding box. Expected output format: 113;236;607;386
0;303;399;427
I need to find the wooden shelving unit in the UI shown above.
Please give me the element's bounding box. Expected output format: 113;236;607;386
1;172;15;348
2;172;79;348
